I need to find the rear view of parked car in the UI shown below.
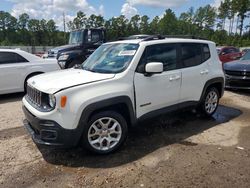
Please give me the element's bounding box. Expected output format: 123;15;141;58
217;46;242;63
0;49;60;95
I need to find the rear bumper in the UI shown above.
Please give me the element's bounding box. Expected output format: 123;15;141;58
23;106;81;148
225;75;250;90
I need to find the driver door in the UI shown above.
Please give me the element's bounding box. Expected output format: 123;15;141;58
134;43;182;118
85;29;104;58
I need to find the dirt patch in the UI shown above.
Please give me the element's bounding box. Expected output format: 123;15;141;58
0;91;250;187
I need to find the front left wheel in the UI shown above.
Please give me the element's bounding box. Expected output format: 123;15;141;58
82;111;128;154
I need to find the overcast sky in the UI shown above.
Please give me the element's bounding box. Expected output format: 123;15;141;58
2;0;222;29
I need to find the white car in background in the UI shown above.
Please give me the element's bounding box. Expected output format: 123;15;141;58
0;49;60;95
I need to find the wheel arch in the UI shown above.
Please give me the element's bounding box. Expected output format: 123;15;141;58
78;96;136;129
199;77;225;102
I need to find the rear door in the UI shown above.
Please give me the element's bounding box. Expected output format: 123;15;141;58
179;43;211;103
134;43;182;118
0;52;29;94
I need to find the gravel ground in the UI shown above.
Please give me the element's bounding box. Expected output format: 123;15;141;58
0;91;250;188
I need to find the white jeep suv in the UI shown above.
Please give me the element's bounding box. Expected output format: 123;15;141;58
22;36;224;154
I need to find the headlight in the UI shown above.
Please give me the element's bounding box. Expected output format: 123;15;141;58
48;94;56;108
58;54;69;61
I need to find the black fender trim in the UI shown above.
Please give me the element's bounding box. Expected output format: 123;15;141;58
199;77;225;102
67;96;136;146
75;96;136;139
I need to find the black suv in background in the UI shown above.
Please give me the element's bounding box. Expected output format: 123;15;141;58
48;28;106;69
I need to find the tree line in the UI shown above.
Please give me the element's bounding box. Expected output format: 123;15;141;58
1;0;250;47
0;12;66;46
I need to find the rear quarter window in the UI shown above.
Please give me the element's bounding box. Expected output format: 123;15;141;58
202;44;211;62
181;43;211;68
181;43;202;68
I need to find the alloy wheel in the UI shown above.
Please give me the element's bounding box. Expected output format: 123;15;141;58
87;117;122;151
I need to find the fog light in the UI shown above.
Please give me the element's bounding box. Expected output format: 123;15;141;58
41;130;57;140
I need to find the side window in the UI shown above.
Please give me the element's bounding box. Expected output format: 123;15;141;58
202;44;211;62
235;48;240;53
181;43;202;68
137;43;177;72
0;52;28;64
230;48;239;53
222;48;230;54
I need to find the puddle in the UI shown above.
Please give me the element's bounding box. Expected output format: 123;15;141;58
212;105;242;123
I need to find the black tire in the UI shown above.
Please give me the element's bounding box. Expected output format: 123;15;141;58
199;87;220;116
81;111;128;154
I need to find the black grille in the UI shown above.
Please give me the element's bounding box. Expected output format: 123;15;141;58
227;80;250;88
26;85;42;107
26;86;55;112
225;70;250;77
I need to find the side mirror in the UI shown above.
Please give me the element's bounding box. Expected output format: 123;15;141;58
145;62;163;76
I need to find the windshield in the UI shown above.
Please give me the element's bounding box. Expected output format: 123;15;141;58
241;51;250;61
69;31;83;44
82;43;139;73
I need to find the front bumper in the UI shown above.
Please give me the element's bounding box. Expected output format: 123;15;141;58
225;75;250;89
23;106;81;148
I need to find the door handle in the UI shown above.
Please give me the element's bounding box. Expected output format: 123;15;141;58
169;75;181;81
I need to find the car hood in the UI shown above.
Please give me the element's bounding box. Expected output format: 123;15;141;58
27;69;115;94
223;60;250;71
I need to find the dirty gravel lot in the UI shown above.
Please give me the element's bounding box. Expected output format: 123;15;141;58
0;91;250;188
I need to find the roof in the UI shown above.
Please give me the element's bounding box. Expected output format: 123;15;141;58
106;37;214;46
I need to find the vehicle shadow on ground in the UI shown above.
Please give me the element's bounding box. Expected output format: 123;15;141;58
0;92;24;104
39;104;242;168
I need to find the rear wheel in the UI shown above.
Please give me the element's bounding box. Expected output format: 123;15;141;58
199;87;220;116
82;111;128;154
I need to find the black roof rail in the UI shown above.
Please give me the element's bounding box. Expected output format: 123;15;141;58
141;35;165;42
164;35;208;40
